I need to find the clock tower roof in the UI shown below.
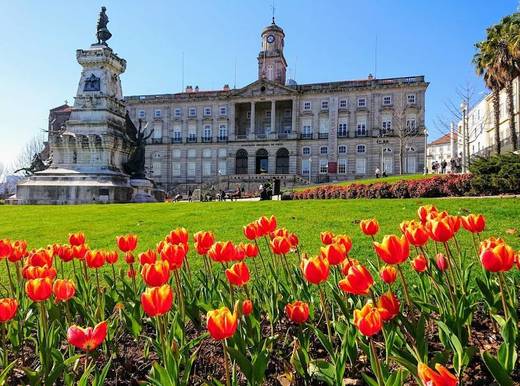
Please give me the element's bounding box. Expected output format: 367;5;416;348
262;17;284;36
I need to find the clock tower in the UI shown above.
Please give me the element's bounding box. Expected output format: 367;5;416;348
258;18;287;84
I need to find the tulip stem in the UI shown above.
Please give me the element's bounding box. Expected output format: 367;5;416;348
370;339;384;386
4;259;15;296
497;272;509;319
60;259;65;278
174;270;185;322
222;340;231;386
396;264;413;311
111;264;117;286
319;285;332;342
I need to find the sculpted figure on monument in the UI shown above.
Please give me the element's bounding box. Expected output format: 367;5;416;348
14;153;50;176
124;112;153;179
96;7;112;45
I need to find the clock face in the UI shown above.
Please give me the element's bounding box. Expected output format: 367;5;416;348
267;34;275;44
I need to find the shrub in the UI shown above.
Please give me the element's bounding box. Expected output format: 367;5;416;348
470;152;520;195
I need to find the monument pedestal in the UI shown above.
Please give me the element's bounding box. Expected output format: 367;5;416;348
130;178;165;203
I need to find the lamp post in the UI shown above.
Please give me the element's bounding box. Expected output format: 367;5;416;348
308;157;312;184
460;101;468;173
423;128;428;174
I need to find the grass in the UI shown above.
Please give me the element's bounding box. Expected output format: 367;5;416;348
293;173;426;191
0;197;519;280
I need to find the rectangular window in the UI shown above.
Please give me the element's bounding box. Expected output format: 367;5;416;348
407;94;416;104
174;108;181;117
338;145;347;154
338;118;348;137
355;158;366;174
321;100;329;110
203;125;212;139
356;118;367;136
188;107;197;117
204;107;212;116
319;159;328;174
302;147;311;155
218;159;227;175
138;110;145;118
320;146;328;155
303;101;311;110
220;106;227;116
152;161;162;177
173;126;182;142
265;110;271;119
284;109;291;118
406;118;417;130
319;118;329;133
302;159;310;175
382;116;392;134
187;162;196;177
246;111;251;119
154;109;161;118
357;98;366;108
219;124;228;139
338;159;347;174
383;95;392;106
172;162;181;177
339;99;347;108
202;161;212;176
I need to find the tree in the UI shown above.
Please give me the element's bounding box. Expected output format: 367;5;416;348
8;133;47;176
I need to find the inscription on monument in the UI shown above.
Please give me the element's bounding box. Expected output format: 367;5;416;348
84;74;100;91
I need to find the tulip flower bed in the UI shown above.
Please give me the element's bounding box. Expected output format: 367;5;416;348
0;199;519;385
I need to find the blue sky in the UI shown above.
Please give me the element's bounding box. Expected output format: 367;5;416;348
0;0;517;171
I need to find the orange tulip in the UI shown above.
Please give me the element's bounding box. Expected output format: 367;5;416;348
285;301;310;324
8;242;26;263
207;306;238;340
270;227;289;240
427;218;454;243
243;243;259;258
208;241;237;263
141;284;173;317
116;234;138;253
320;243;347;265
68;232;86;246
301;255;329;284
373;234;410;265
160;243;186;270
411;254;428;273
242;299;253;316
57;245;74;262
142;260;170;287
320;231;335;245
417;205;438;223
377;291;400;321
270;236;291;255
379;265;397;284
360;219;379;236
166;227;189;245
72;244;89;260
0;298;18;323
225;262;250;286
404;221;430;247
53;279;76;302
333;235;353;254
67;321;107;352
461;214;485;234
28;248;53;267
256;215;277;236
105;250;119;265
353;303;383;337
480;241;514;272
22;265;57;280
194;231;215;255
417;362;458;386
243;223;259;240
85;250;105;269
25;277;53;302
338;263;374;295
139;249;157;265
340;258;360;276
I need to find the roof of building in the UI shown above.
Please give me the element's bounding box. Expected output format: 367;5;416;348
50;104;72;113
262;18;284;35
429;133;457;146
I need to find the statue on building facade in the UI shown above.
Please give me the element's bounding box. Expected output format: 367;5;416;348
14;153;51;176
123;112;153;179
96;6;112;45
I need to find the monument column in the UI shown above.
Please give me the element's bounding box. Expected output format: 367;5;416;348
292;98;297;134
271;100;276;135
250;101;256;137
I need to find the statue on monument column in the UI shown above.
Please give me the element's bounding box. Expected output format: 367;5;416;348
123;112;153;179
96;6;112;45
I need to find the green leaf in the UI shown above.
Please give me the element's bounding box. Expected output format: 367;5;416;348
360;373;379;386
0;361;17;386
481;351;513;386
308;359;336;386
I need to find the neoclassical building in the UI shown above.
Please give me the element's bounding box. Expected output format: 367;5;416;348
53;19;429;194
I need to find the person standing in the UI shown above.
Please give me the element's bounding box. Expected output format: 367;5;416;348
375;167;381;178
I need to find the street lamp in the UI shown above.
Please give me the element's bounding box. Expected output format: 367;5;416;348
308;157;312;184
423;128;428;174
459;101;468;173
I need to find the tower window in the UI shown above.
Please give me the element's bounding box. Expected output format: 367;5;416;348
303;101;311;111
382;95;392;106
407;94;416;104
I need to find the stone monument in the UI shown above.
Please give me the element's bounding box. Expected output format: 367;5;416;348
16;7;163;204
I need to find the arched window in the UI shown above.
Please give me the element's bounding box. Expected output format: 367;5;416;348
256;149;269;174
236;149;248;174
276;148;289;174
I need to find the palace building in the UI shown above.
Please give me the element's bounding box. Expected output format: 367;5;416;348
52;18;429;194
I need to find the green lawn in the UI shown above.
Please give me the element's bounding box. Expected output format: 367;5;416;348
0;198;519;279
294;173;426;191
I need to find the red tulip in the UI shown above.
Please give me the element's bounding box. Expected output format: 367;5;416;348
142;260;170;287
67;321;107;352
270;236;291;255
116;234;138;253
360;219;379;236
105;250;119;265
0;239;12;259
379;265;397;284
243;243;259;258
417;362;458;386
377;291;400;321
0;298;18;322
338;263;374;295
53;279;76;302
8;242;27;263
417;205;438;223
141;284;174;317
461;214;485;234
288;233;299;248
320;243;347;265
301;255;329;284
333;235;353;254
256;215;277;236
404;221;430;247
353;303;383;337
57;245;74;262
22;265;57;280
68;232;86;246
160;243;186;270
242;299;253;316
320;231;335;245
340;258;360;276
373;235;410;265
225;262;250;286
285;301;310;324
194;231;215;253
427;218;454;243
127;267;137;278
480;240;514;272
208;241;237;263
166;227;189;245
85;250;105;269
72;244;89;260
411;254;428;273
25;277;53;302
28;248;53;267
243;223;259;240
271;227;289;240
139;249;157;265
207;306;238;340
235;244;247;261
435;253;448;272
125;252;136;264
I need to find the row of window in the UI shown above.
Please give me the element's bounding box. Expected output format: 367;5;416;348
152;160;228;177
302;144;369;156
138;106;229;119
301;116;417;137
302;94;417;111
153;148;228;159
301;159;366;175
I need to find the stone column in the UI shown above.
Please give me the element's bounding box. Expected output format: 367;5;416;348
250;101;255;137
230;103;236;139
292;99;297;135
271;100;276;135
